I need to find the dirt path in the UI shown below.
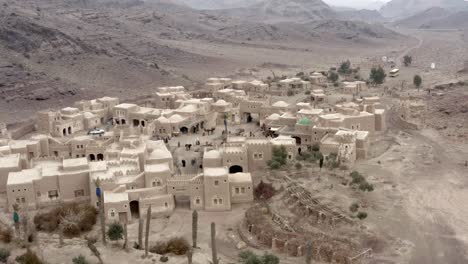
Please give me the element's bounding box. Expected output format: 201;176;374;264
397;34;424;68
358;125;468;263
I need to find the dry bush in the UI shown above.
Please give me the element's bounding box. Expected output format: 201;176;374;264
149;237;189;256
15;249;43;264
33;203;97;237
0;226;12;243
254;181;276;200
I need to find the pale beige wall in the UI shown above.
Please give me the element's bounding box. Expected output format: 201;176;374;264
105;200;131;223
7;182;36;212
190;182;204;210
223;151;249;173
246;143;271;171
203;174;231;211
139;194;175;217
33;175;59;201
229;182;253;204
58;172;90;203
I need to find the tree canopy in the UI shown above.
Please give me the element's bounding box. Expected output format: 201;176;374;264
369;66;386;85
413;75;422;88
107;222;124;241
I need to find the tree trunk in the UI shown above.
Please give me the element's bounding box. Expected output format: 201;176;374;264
100;193;107;246
211;222;218;264
144;205;152;257
305;240;313;264
58;224;64;248
138;216;143;249
187;249;193;264
192;210;198;248
87;238;104;264
22;214;28;243
123;221;128;249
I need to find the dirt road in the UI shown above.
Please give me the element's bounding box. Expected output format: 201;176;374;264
357;103;468;264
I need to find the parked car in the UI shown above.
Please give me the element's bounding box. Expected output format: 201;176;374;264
88;128;105;136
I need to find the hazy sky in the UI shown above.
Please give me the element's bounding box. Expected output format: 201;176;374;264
322;0;391;9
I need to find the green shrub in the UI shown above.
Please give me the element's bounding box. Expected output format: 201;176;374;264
268;146;288;169
312;143;320;152
239;250;279;264
72;255;89;264
0;248;10;263
357;212;368;220
359;182;374;192
160;256;169;262
328;71;339;82
149;237;190;256
350;171;365;185
267;160;281;170
349;203;359;213
295;162;302;169
107;222;124;241
305;90;311;95
369;66;386;85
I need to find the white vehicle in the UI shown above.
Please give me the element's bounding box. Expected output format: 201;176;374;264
88;128;105;136
389;68;400;77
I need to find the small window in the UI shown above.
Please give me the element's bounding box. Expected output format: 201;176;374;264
219;198;223;204
74;189;84;197
213;199;218;205
48;190;59;199
214;180;219;186
196;198;200;204
37;191;41;197
16;198;20;203
110;211;115;217
235;187;240;194
241;187;245;193
164;202;168;208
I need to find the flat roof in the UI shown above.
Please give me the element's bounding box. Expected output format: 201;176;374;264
114;103;137;109
228;173;252;183
204;167;228;177
145;163;170;173
63;158;88;169
8;169;41;185
0;153;21;169
104;192;129;203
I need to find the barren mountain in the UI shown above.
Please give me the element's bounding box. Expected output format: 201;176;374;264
394;7;452;28
0;0;408;123
171;0;262;10
380;0;468;19
339;9;387;23
421;11;468;29
208;0;337;23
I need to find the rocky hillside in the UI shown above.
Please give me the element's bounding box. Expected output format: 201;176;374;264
395;7;468;29
172;0;262;10
394;7;452;28
380;0;468;19
0;0;408;123
338;9;387;23
421;11;468;29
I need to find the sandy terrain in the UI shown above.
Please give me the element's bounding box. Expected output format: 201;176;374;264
1;1;468;264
